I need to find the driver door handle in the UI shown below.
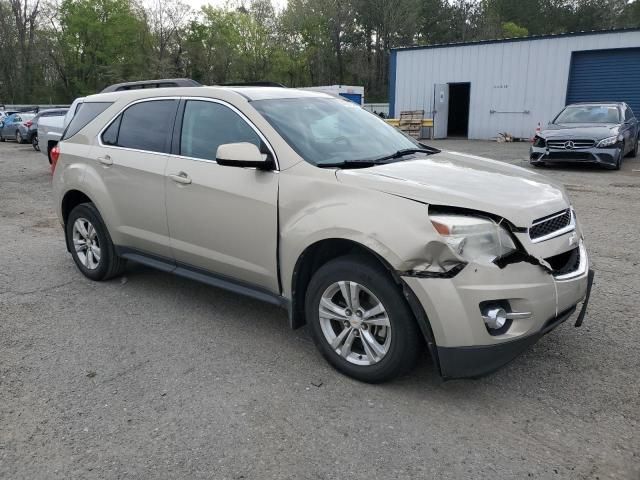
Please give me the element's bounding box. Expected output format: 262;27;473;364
168;172;192;185
98;155;113;166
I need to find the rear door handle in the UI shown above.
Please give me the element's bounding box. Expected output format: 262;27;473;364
168;172;192;185
98;155;113;166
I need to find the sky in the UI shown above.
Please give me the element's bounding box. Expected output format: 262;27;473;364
182;0;288;11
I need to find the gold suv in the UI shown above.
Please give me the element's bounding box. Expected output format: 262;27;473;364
52;86;593;382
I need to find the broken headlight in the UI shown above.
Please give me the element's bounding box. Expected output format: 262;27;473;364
430;214;517;263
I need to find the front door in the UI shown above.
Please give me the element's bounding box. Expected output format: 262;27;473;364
165;99;279;292
93;99;179;258
433;84;449;139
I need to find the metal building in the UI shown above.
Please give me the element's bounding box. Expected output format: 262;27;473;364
389;28;640;140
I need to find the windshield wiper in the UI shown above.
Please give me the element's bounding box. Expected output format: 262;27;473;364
317;159;382;169
382;147;437;161
318;147;438;169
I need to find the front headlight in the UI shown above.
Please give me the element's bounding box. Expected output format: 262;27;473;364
597;135;621;148
430;214;517;263
533;135;546;148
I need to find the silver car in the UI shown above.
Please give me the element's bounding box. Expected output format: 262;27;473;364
0;112;36;143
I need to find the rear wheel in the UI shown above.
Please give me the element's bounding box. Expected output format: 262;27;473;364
32;133;39;151
16;130;24;144
305;255;422;383
66;203;126;281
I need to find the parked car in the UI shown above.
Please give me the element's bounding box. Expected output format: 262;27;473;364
0;112;36;143
530;102;639;170
29;108;69;151
52;87;593;383
0;110;18;121
39;98;84;163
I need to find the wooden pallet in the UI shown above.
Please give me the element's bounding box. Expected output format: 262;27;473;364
399;110;424;138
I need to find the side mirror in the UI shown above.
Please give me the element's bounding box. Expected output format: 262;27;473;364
216;142;269;169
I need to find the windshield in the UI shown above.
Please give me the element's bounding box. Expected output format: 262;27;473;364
252;97;423;166
554;105;620;124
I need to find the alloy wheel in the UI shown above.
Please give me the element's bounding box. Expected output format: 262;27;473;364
72;218;101;270
318;281;391;366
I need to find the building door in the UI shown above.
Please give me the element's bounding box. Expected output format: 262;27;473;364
433;84;449;139
567;48;640;115
447;83;471;137
339;93;362;105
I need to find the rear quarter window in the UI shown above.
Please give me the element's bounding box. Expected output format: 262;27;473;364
62;102;112;140
101;100;178;153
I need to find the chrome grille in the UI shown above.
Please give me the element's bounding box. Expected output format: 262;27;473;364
530;209;572;241
546;139;595;150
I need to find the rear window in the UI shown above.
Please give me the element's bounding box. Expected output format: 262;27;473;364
62;102;112;140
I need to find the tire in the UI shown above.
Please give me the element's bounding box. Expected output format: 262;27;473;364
530;161;545;168
612;145;623;170
629;135;638;158
0;131;5;142
305;255;422;383
66;203;126;281
32;133;39;151
16;130;24;144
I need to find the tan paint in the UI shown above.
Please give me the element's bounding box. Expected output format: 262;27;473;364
53;86;590;352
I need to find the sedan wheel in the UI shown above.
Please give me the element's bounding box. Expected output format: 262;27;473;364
32;134;39;151
319;281;391;365
16;131;23;144
72;218;101;270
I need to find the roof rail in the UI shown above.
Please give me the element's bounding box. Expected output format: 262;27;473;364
218;81;287;88
100;78;202;93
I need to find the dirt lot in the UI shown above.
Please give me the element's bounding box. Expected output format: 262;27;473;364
1;139;639;479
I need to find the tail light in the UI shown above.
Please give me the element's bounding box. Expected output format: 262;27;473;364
50;145;61;174
24;120;33;128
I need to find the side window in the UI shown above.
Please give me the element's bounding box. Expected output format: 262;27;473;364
115;100;177;153
180;100;261;161
62;102;112;140
101;115;121;146
625;107;635;121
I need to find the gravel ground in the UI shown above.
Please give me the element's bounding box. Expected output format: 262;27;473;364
1;139;639;479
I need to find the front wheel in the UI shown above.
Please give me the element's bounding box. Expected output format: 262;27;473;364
305;255;422;383
629;135;638;158
16;130;24;144
66;203;126;281
32;133;39;151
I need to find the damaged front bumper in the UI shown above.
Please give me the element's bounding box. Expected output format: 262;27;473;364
401;243;593;379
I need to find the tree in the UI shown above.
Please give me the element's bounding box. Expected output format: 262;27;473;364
145;0;192;77
51;0;149;97
502;21;528;38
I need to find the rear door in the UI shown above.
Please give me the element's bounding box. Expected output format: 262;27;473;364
165;98;279;292
433;84;449;139
94;98;179;258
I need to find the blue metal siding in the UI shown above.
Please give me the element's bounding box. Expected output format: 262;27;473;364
339;93;362;105
566;48;640;115
389;50;397;118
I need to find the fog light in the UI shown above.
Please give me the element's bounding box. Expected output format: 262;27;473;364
483;308;508;330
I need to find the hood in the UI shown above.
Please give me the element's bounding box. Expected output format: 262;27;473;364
336;151;570;227
542;123;620;139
